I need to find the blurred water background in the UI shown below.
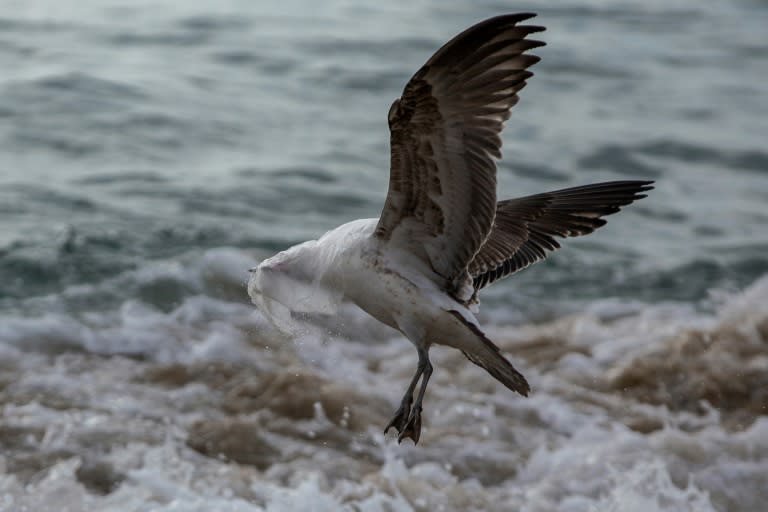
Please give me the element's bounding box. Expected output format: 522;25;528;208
0;1;767;511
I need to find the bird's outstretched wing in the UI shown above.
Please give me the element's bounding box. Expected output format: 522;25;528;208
374;14;545;289
469;180;654;290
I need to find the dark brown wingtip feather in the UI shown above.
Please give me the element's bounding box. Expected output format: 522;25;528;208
513;12;538;22
633;180;655;192
423;13;547;71
469;180;655;290
481;12;540;26
638;181;655;193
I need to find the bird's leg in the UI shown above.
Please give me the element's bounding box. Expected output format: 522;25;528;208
397;348;432;445
384;354;423;435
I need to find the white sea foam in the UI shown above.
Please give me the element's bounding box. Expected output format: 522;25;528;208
2;264;767;511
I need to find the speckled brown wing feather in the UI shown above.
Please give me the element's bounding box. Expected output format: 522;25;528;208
374;14;545;287
470;180;654;289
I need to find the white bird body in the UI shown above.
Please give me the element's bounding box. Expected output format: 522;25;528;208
248;13;653;444
250;218;478;347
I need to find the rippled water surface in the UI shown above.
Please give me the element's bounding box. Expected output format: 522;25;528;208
1;1;767;511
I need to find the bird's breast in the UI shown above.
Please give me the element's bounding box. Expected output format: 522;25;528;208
340;245;447;332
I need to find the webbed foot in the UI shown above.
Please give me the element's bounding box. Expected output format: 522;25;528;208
397;406;422;445
384;399;411;435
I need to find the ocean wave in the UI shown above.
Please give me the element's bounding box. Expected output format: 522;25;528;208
2;265;768;510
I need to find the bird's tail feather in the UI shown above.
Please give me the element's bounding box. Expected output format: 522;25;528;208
448;311;530;396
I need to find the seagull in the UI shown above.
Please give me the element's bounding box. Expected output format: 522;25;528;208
248;13;653;444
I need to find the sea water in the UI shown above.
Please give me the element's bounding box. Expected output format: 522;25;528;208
1;0;767;510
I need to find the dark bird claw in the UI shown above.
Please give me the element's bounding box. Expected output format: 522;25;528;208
384;401;411;435
397;407;422;445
